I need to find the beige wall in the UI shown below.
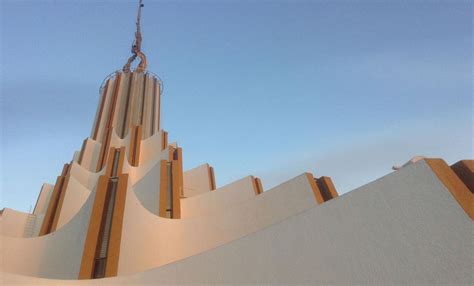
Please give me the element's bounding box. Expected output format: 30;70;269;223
183;164;213;197
0;208;30;237
139;131;166;166
0;123;318;279
67;162;102;191
132;158;161;214
33;184;54;215
55;177;91;230
118;173;317;275
75;139;101;172
0;189;94;279
125;160;470;285
181;175;257;218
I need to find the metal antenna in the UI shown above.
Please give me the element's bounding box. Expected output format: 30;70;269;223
123;0;147;73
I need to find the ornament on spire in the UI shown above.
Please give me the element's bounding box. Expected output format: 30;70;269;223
123;0;147;73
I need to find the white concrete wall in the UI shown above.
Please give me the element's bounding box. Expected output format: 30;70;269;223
1;183;53;238
31;213;45;237
55;177;91;230
132;159;161;214
1;160;471;284
121;160;471;285
183;164;213;198
0;101;168;278
125;145;170;186
180;175;257;218
68;162;102;191
0;208;29;237
118;173;317;275
33;184;54;215
139;131;165;166
77;139;101;172
0;187;94;279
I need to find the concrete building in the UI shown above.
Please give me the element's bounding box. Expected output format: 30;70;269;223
0;1;472;285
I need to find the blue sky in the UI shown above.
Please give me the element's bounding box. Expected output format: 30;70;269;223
1;0;472;212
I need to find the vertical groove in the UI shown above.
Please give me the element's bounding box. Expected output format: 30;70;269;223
169;162;174;218
92;179;117;279
140;74;147;125
171;148;182;218
95;72;122;172
50;175;71;232
132;128;138;165
316;180;331;201
156;78;160;133
105;173;128;277
209;166;216;191
40;176;65;234
92;79;110;140
105;73;122;130
111;149;120;177
161;131;168;151
451;160;474;193
151;76;156;136
159;160;169;217
78;139;88;165
96;129;112;172
253;177;263;195
316;176;338;201
121;73;134;138
32;184;48;215
129;125;142;166
78;176;109;279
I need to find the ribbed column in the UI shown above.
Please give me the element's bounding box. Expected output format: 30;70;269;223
91;71;162;142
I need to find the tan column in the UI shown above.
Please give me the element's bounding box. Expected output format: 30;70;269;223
209;166;216;191
77;138;88;165
158;147;183;219
104;173;128;277
104;73;122;138
161;131;168;151
92;79;110;140
305;173;339;204
159;160;170;218
426;158;473;220
152;77;161;135
171;148;183;218
128;125;142;167
450;160;474;193
78;175;109;279
79;147;129;279
252;177;264;195
120;73;135;138
50;175;71;232
38;163;71;236
316;176;338;201
96;128;112;172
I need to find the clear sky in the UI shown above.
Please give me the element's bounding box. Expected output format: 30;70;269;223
1;0;472;212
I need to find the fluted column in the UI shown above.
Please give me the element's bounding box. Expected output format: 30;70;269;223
91;71;161;143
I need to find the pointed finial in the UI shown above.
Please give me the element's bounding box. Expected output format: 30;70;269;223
123;0;147;73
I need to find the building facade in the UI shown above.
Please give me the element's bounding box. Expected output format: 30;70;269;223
0;1;472;284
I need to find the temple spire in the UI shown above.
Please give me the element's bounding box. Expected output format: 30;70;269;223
123;0;147;73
